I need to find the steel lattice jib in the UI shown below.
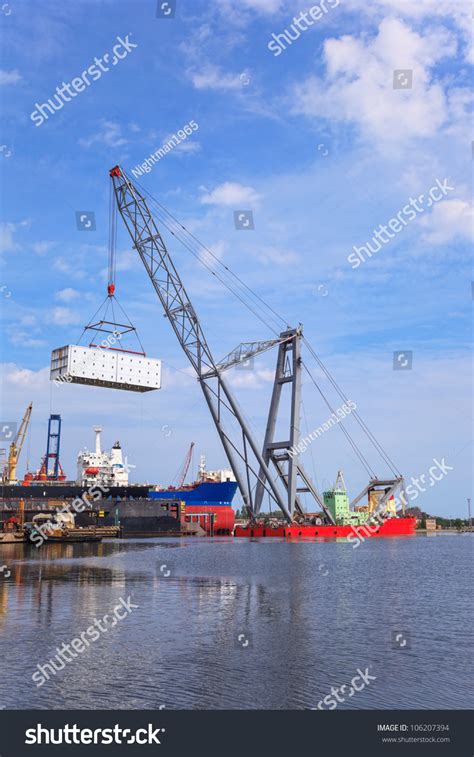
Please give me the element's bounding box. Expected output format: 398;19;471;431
50;345;161;392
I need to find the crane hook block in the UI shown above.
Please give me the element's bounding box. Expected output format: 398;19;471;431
107;283;116;297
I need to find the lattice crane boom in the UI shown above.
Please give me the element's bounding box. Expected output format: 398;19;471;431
110;166;293;521
5;401;33;483
178;442;195;488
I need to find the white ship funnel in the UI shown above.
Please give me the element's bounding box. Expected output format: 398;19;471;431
94;426;102;455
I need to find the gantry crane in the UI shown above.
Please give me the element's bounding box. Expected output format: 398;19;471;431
4;402;33;484
32;414;66;481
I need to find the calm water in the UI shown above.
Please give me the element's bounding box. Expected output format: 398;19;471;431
0;533;472;710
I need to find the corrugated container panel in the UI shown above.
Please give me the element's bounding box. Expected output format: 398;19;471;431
50;345;161;393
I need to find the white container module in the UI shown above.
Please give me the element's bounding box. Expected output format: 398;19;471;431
50;345;161;393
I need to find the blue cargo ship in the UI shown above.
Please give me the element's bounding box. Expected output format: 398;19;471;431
149;479;238;506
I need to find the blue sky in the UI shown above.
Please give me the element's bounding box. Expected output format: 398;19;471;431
0;0;472;516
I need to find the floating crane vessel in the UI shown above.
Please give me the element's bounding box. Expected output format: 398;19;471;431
102;165;415;539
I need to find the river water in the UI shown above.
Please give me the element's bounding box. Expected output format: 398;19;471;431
0;533;472;710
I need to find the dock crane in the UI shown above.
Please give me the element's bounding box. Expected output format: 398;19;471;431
109;166;406;524
110;166;333;524
176;442;195;488
4;402;33;484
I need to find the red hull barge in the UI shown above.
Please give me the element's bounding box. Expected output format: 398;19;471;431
185;505;234;535
234;516;416;539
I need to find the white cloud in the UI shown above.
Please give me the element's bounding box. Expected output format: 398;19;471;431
31;241;55;255
361;0;473;64
188;64;248;92
0;69;22;85
200;182;262;207
18;314;38;327
291;18;461;149
419;199;473;245
79;120;127;149
9;332;46;348
55;287;81;303
239;0;282;11
99;248;137;281
216;0;283;23
0;220;29;253
49;307;81;326
0;222;20;253
2;364;49;387
256;246;300;265
228;366;275;389
52;256;87;279
198;240;228;267
174;139;201;155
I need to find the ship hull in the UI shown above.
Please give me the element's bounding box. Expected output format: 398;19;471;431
234;516;417;539
149;481;238;535
178;505;235;535
149;480;238;506
0;483;150;500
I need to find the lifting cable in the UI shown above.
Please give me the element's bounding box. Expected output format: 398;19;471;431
124;171;401;479
130;176;287;336
301;360;376;479
108;180;117;292
303;339;401;477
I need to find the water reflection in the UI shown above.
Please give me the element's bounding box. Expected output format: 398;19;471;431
0;536;471;710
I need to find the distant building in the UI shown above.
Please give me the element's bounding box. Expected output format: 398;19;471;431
425;518;437;531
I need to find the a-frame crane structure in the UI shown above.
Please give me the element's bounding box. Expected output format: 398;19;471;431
109;165;405;525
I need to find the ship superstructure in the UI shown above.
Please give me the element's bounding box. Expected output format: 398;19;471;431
77;427;128;487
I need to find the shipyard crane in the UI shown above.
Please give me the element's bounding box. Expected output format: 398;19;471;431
4;402;33;484
109;166;406;524
176;442;195;488
109;166;333;523
30;414;66;482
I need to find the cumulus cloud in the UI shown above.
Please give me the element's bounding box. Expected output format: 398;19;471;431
419;199;473;246
174;139;201;154
9;332;46;348
200;182;262;206
1;364;50;387
256;246;300;265
49;307;81;326
291;18;461;148
0;220;29;253
228;366;275;389
79;120;127;149
216;0;283;22
188;64;248;92
361;0;473;64
55;287;81;303
31;241;55;255
198;240;227;267
0;69;22;85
